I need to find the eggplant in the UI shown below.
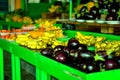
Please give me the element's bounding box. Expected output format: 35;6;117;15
63;47;70;54
68;38;80;49
105;14;118;20
110;2;119;11
104;59;119;70
83;13;96;20
79;6;88;13
54;45;64;53
90;6;99;15
78;50;95;62
77;62;100;73
108;8;118;14
54;50;67;63
77;44;87;51
69;49;79;63
40;48;54;58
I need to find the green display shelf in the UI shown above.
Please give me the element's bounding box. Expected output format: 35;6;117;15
0;29;120;80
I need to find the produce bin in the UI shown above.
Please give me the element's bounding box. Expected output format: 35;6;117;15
0;28;120;80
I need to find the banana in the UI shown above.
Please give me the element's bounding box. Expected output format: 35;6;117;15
114;47;120;52
95;43;101;49
17;34;26;38
20;41;26;46
30;45;36;49
105;42;112;49
82;40;87;45
115;51;120;56
36;45;41;49
76;32;96;46
84;35;94;40
95;36;105;43
101;42;107;48
89;37;95;45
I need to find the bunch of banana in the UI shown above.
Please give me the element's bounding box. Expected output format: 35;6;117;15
75;32;106;46
75;32;95;46
40;32;56;45
15;34;30;45
27;39;47;49
95;36;106;43
95;40;120;52
15;31;64;49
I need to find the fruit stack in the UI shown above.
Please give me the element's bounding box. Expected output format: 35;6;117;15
74;0;120;21
40;31;120;73
15;22;64;50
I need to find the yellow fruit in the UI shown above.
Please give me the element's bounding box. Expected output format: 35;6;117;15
95;43;101;49
101;43;107;48
86;2;95;11
95;37;105;42
84;35;94;39
106;43;112;49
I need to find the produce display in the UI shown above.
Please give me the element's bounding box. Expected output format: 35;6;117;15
74;0;120;21
0;1;120;80
14;20;64;49
0;17;120;74
0;1;120;78
15;29;64;49
75;32;120;52
40;31;120;74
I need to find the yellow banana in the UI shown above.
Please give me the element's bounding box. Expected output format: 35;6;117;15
101;42;107;48
84;35;94;40
95;37;105;42
112;44;119;48
95;43;101;49
105;42;112;49
114;47;120;52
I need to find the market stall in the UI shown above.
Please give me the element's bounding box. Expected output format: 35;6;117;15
0;20;120;80
0;0;120;80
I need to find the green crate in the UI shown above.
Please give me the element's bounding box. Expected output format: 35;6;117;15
35;30;120;80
